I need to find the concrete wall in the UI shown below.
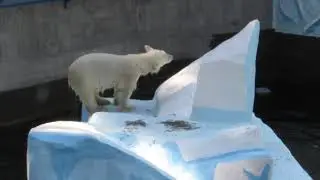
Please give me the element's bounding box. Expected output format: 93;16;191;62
0;0;272;92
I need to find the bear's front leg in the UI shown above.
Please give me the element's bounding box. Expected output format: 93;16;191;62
113;88;120;106
114;75;138;112
115;88;135;112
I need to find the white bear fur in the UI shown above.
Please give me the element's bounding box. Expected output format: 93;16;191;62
68;45;173;114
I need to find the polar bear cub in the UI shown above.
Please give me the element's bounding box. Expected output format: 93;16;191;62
68;45;173;114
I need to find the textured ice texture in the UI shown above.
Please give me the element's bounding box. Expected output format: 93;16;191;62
28;115;311;180
214;156;273;180
273;0;320;37
154;19;259;123
28;20;311;180
28;116;269;180
27;121;170;180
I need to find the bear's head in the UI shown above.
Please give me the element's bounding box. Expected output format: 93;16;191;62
144;45;174;74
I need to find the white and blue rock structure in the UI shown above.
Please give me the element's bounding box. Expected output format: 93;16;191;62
27;20;312;180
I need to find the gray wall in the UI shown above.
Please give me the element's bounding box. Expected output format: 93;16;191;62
0;0;272;92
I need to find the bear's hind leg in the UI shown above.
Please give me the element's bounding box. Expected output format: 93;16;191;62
95;88;112;106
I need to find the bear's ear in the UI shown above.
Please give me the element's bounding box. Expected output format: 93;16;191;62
144;45;153;52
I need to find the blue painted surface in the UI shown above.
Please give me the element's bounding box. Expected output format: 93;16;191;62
244;164;270;180
0;0;68;8
27;113;312;180
273;0;320;37
245;20;260;113
190;107;250;125
190;20;260;124
28;131;171;180
162;142;269;180
27;119;272;180
81;105;89;122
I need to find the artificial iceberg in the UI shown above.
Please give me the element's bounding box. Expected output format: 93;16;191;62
27;20;311;180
